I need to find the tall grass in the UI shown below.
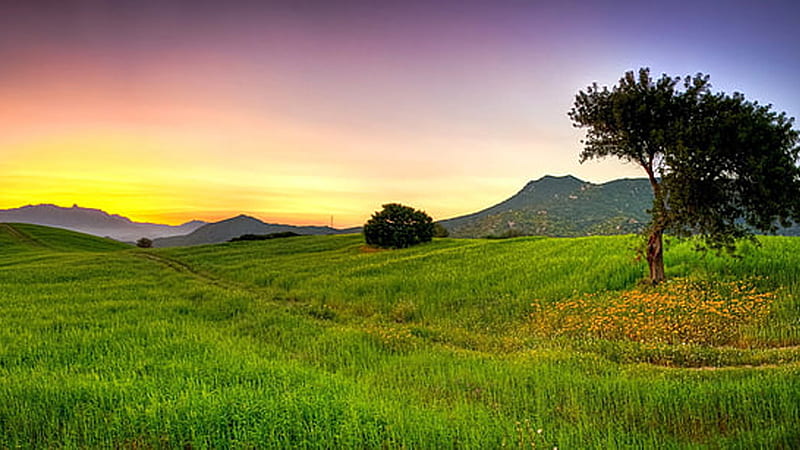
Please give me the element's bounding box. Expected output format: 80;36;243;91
164;235;644;330
1;225;799;447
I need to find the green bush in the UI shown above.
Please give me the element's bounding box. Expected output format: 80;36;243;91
363;203;434;249
136;237;153;248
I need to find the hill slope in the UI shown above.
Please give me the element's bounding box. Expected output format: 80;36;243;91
441;175;653;237
0;222;132;253
0;204;205;242
152;214;350;247
440;175;800;237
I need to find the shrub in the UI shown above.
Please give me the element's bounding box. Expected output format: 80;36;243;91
363;203;434;249
228;232;300;242
136;237;153;248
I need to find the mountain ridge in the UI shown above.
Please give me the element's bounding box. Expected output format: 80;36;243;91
0;204;207;242
440;175;653;237
151;214;351;247
439;175;800;238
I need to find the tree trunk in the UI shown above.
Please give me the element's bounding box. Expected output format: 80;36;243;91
641;161;667;285
646;227;665;285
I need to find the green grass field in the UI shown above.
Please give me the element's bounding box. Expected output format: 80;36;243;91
1;222;799;448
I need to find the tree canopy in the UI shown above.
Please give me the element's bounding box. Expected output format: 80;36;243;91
364;203;434;249
569;68;800;283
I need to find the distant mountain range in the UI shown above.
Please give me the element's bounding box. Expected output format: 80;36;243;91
4;176;797;246
151;214;351;247
0;204;354;246
440;175;800;238
0;204;206;242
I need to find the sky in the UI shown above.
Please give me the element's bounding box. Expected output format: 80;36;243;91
2;0;799;227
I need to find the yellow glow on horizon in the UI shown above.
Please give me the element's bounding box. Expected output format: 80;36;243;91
1;127;434;227
0;120;645;228
0;73;646;229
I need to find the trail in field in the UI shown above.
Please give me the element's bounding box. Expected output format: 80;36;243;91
0;223;48;249
130;251;247;292
679;358;800;371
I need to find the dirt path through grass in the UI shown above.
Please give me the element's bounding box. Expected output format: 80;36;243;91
130;250;245;292
682;358;800;371
0;223;49;248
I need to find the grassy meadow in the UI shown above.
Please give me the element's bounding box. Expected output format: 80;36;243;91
1;223;799;447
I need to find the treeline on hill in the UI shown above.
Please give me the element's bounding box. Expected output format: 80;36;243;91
228;231;301;242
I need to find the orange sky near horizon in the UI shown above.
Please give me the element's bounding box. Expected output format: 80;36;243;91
0;42;642;227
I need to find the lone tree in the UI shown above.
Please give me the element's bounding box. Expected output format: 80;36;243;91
364;203;434;249
569;68;800;284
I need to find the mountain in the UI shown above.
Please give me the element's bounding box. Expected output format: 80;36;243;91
0;204;206;242
440;175;800;238
440;175;654;237
152;214;351;247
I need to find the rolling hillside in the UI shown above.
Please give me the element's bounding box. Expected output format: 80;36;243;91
0;222;132;253
1;224;799;446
